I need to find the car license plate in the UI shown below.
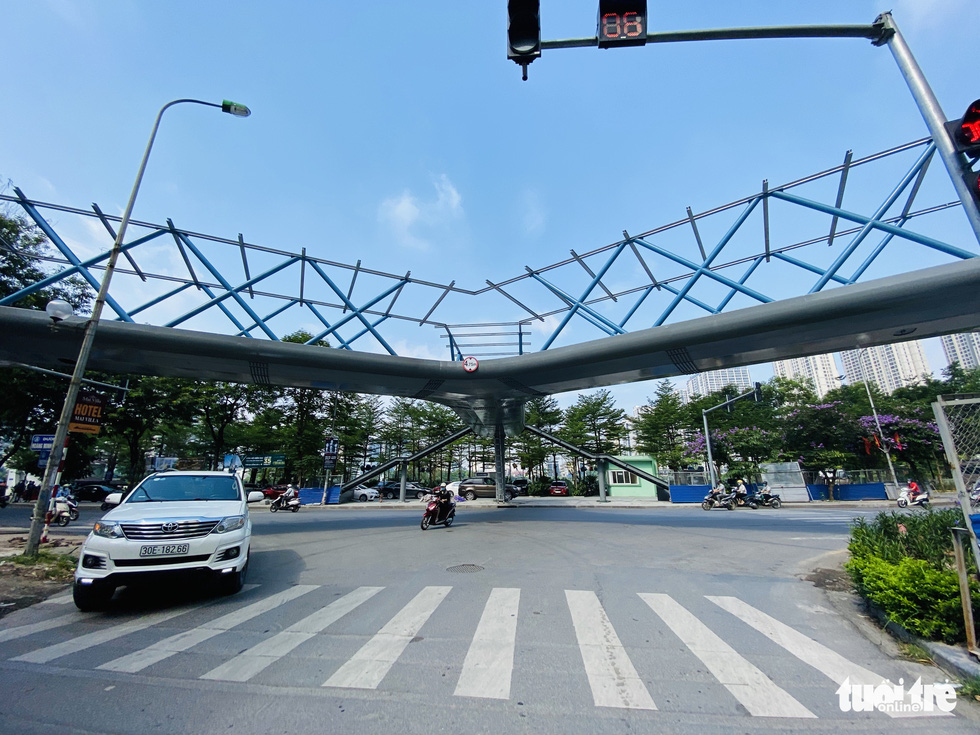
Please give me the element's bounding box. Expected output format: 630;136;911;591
139;543;189;557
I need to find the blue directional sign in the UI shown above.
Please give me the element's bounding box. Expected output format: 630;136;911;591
30;434;55;451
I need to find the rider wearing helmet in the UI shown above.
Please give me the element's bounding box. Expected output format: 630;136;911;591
436;482;453;521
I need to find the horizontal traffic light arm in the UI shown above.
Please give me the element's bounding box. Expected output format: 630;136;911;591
540;22;889;50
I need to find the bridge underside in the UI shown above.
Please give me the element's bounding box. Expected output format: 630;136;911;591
1;258;977;436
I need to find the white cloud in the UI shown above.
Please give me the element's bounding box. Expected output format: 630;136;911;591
378;174;464;251
521;188;547;235
885;0;971;30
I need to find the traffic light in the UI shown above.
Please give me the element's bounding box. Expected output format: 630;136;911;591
507;0;540;80
944;99;980;157
963;168;980;207
597;0;648;49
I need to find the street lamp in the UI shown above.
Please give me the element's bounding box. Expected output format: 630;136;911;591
852;347;900;495
25;98;251;556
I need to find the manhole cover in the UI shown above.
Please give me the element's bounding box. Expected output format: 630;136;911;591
447;564;484;574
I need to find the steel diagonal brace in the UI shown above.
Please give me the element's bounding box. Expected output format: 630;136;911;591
805;143;942;293
164;250;300;337
299;278;410;348
305;303;353;350
128;282;197;319
525;268;624;337
770;189;977;263
715;256;766;312
636;199;772;326
167;219;202;290
770;252;851;285
538;241;628;350
5;189;133;320
343;260;361;314
419;282;455;326
91;203;147;282
485;280;544;321
307;260;397;355
570;249;617;302
200;285;250;336
341;315;390;349
237;300;299;337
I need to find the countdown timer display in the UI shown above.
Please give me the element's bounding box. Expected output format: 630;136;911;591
597;0;647;49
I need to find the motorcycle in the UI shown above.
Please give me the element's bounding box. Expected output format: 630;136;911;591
270;494;300;512
751;482;782;509
701;487;735;511
731;483;758;509
420;493;459;529
896;485;930;509
52;495;75;526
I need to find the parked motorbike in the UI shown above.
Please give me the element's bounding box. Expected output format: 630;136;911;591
270;494;300;513
751;482;782;509
420;493;458;529
896;485;930;509
701;487;735;511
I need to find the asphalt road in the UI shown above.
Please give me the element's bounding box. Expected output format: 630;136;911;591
0;500;977;734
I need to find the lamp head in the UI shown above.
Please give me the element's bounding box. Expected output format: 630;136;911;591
221;100;251;117
45;299;73;323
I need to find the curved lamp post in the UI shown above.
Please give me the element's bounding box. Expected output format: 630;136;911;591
26;99;251;557
854;347;900;496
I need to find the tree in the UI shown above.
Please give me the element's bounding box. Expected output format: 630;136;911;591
560;390;628;479
635;380;686;469
513;396;562;480
779;400;860;496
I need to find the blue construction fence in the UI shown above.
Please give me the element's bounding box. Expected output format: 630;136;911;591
297;486;337;504
667;483;888;503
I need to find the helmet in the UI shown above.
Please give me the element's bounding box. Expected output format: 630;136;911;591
440;482;447;488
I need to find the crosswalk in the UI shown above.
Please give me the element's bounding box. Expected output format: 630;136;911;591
0;584;951;720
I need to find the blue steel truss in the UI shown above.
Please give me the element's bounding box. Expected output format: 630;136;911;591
1;138;975;359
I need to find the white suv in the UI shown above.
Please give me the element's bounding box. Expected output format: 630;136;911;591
73;471;265;611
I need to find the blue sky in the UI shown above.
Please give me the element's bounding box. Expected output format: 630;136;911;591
2;1;977;410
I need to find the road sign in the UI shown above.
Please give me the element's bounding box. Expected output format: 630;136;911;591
30;434;56;451
323;436;339;470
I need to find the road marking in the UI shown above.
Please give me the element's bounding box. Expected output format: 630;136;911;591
98;585;318;673
707;595;950;718
565;590;656;710
40;593;73;605
201;586;383;682
454;588;520;699
0;611;85;644
10;607;193;664
323;586;451;689
639;593;814;718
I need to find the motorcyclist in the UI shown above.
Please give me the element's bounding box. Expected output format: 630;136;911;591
281;483;299;506
435;482;454;521
907;480;921;500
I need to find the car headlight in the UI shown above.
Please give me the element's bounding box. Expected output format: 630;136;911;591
92;520;124;539
214;515;246;534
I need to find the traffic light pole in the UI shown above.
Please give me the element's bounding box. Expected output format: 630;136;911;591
701;384;762;488
878;13;980;245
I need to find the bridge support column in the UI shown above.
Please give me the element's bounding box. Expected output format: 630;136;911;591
494;424;507;503
399;462;408;502
597;458;609;503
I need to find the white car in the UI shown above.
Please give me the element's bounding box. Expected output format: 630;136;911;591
73;471;265;611
352;485;379;502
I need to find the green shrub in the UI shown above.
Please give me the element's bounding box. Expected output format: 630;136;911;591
845;555;976;643
846;508;979;644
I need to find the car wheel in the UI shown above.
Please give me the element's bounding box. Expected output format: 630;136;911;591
220;554;248;595
386;491;395;499
503;491;513;502
416;490;426;499
73;580;115;612
465;490;477;501
358;494;367;502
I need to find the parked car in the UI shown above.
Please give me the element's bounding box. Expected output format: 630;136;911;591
263;484;289;500
510;478;529;496
456;476;515;502
376;480;427;499
73;471;265;611
352;485;379;502
549;480;569;496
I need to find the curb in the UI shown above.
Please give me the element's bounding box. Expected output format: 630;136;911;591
863;599;980;683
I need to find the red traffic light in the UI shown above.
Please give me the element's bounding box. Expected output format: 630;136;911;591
945;99;980;156
597;1;648;49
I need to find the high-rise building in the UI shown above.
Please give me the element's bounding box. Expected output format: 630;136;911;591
940;332;980;371
772;353;841;398
685;366;753;399
840;341;931;394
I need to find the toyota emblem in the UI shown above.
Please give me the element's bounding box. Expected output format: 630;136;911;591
161;522;180;534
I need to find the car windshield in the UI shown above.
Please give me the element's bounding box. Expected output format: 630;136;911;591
126;475;240;503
